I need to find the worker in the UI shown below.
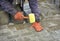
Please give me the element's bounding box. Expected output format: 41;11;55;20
0;0;43;32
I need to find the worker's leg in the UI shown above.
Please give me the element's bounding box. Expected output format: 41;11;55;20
7;0;13;23
7;0;13;4
0;0;17;15
28;0;41;22
0;0;25;23
0;0;17;23
28;0;43;32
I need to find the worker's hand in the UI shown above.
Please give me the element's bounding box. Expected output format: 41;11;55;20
32;22;43;32
14;12;24;20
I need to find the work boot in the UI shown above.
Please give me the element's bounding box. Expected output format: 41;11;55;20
32;22;43;32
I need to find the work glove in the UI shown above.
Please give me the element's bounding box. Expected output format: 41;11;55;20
32;22;43;32
14;12;24;20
